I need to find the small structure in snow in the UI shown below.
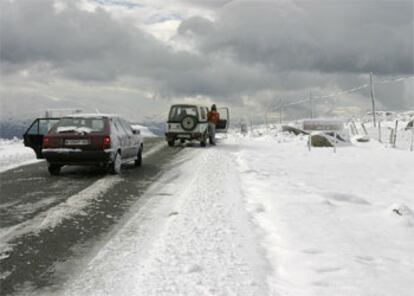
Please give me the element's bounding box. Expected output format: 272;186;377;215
282;125;309;135
303;119;348;151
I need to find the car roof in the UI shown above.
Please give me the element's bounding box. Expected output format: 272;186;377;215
63;113;119;119
171;104;209;108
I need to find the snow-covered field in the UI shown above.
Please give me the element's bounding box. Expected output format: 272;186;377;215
47;127;413;296
234;130;414;296
2;118;414;295
0;138;40;172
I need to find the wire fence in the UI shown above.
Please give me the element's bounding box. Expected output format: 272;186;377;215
268;73;414;123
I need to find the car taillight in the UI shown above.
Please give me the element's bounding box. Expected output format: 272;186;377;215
103;136;111;149
43;137;50;148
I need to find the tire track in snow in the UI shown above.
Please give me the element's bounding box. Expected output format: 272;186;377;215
0;139;185;295
0;138;165;246
59;143;269;296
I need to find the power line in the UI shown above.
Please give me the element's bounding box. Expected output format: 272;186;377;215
282;75;413;108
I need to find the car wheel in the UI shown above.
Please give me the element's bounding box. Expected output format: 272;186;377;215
181;115;198;131
48;164;61;176
200;132;207;147
109;151;122;174
168;140;175;147
180;139;186;144
135;146;142;167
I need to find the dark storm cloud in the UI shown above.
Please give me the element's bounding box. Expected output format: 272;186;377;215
0;0;413;119
178;0;414;75
0;0;203;82
0;0;274;99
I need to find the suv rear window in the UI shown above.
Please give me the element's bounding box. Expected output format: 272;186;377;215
169;106;198;121
55;117;106;133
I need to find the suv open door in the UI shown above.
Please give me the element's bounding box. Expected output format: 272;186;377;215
23;118;60;159
216;107;230;133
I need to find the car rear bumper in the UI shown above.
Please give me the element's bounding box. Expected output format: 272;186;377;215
42;148;113;165
165;132;204;141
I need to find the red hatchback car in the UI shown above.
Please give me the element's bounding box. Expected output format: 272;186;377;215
24;114;143;175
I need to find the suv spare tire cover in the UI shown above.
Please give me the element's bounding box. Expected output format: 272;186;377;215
181;115;198;131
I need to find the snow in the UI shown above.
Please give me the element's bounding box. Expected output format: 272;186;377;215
65;113;117;118
60;146;268;296
3;116;414;295
53;122;413;296
0;176;122;257
0;138;40;172
232;130;414;295
56;126;94;133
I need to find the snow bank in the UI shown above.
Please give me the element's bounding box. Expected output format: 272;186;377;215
231;130;414;295
0;138;39;172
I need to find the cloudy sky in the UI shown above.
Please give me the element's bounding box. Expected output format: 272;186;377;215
1;0;413;122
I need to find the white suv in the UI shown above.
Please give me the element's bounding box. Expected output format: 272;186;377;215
165;104;229;147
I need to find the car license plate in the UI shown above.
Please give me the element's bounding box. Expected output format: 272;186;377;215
65;139;89;145
178;134;191;139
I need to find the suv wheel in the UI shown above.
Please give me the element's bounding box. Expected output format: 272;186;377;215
181;115;198;131
48;164;61;176
135;146;142;167
109;152;122;174
200;133;207;147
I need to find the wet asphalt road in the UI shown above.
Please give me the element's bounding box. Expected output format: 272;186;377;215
0;138;184;295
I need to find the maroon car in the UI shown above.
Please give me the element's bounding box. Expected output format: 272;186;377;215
24;114;143;175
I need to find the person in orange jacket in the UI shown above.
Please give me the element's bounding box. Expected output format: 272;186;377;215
207;104;220;145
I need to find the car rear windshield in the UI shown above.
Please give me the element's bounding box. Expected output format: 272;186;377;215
169;106;198;121
55;117;106;133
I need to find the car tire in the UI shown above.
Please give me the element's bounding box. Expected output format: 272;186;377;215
168;140;175;147
135;146;142;167
109;151;122;174
48;164;61;176
180;139;185;144
181;115;198;131
200;132;207;147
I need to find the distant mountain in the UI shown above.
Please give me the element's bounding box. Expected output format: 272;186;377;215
139;121;165;137
0;119;33;139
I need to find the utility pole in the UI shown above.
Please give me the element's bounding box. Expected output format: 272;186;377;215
370;72;377;127
309;91;314;119
279;100;283;125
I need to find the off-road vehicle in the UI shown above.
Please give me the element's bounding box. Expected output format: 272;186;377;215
165;104;229;147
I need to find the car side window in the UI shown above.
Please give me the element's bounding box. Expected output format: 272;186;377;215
27;119;59;135
39;120;51;135
27;120;39;135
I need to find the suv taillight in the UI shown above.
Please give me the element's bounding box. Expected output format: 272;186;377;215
43;137;50;148
103;136;111;149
